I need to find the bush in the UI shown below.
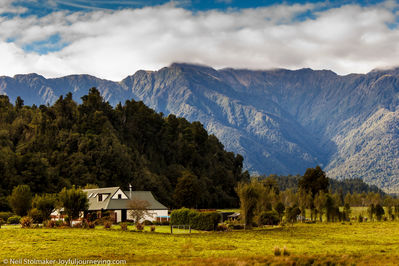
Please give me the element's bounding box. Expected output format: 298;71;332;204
259;211;280;226
94;217;114;226
0;212;13;222
28;208;44;223
43;220;56;228
7;215;21;224
135;222;144;231
189;212;220;231
94;218;103;225
82;220;95;229
358;215;363;223
274;247;281;256
282;246;290;256
103;220;113;229
171;208;221;231
64;216;70;225
143;220;153;225
42;219;67;228
230;224;244;230
216;223;229;231
150;225;156;232
55;220;65;227
87;212;97;222
170;208;193;225
20;216;33;228
120;222;128;231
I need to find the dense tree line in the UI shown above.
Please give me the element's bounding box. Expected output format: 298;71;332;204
262;174;384;195
0;88;249;210
237;167;398;226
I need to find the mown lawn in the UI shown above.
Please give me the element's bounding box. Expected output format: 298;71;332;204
1;222;399;265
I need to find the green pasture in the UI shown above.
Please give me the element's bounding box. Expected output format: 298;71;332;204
1;220;399;265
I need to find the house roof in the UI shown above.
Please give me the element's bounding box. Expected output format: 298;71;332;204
82;187;168;211
122;191;168;210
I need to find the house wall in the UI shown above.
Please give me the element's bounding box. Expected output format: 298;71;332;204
115;210;122;223
126;209;168;222
111;189;128;199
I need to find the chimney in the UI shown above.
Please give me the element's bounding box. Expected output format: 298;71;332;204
129;184;132;199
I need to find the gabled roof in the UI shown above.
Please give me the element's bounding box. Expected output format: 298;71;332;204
82;187;168;211
122;191;168;210
83;187;120;211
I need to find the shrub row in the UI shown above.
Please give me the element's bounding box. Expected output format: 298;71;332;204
258;210;280;226
0;212;13;222
7;215;21;224
170;208;221;231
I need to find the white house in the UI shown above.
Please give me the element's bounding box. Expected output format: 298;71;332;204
83;187;169;223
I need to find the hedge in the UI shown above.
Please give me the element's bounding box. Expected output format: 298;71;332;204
259;210;280;226
170;208;221;231
0;212;13;222
7;215;21;224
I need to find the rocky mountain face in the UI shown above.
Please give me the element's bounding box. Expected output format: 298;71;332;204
2;63;399;192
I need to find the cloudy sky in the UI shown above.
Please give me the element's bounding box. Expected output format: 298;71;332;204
0;0;398;80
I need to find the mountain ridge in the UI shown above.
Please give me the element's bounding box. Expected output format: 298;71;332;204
2;63;399;192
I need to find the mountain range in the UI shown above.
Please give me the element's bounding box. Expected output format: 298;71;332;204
1;63;399;192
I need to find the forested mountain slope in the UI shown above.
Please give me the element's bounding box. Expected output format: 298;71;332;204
0;89;248;209
2;64;399;191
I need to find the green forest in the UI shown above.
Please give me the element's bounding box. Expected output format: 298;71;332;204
0;88;387;212
261;174;384;195
0;88;249;210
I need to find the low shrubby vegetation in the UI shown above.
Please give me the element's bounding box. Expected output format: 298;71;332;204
20;216;33;228
7;215;21;224
171;208;220;231
120;222;128;231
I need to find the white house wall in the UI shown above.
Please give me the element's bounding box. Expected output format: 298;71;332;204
115;210;122;223
126;209;168;222
111;189;129;199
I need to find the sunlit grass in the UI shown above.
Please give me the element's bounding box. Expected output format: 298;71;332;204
2;220;399;264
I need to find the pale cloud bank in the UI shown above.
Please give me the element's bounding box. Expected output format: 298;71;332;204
0;1;398;80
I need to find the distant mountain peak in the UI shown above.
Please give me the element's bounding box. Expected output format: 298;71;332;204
13;73;45;80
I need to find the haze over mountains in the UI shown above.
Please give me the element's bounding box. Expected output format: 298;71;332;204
1;63;399;192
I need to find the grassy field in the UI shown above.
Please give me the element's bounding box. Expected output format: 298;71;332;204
2;221;399;265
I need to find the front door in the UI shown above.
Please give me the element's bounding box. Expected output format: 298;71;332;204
121;210;127;222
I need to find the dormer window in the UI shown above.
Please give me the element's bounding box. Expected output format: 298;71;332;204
98;194;103;202
118;194;122;199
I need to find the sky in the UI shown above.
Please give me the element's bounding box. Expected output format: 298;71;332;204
0;0;398;80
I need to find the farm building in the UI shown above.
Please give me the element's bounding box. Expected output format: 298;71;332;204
83;187;169;223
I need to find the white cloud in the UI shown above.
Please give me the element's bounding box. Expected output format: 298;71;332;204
0;0;28;14
0;2;398;80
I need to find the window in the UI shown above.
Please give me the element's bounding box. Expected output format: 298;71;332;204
98;194;103;202
118;194;122;199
